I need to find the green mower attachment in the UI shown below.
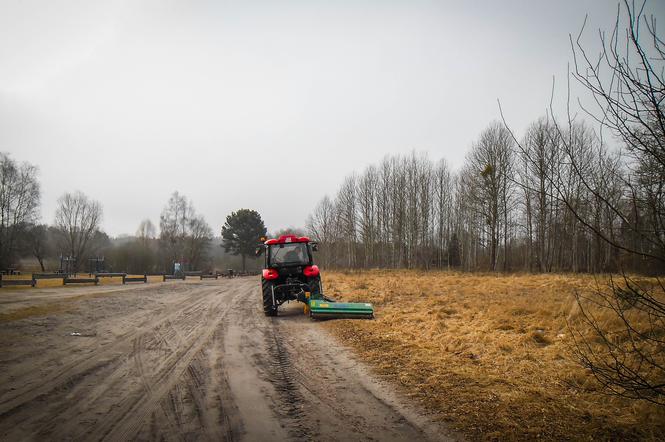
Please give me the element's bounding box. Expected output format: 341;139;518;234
308;298;374;319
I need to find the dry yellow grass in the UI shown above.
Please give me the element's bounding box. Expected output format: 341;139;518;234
324;270;665;441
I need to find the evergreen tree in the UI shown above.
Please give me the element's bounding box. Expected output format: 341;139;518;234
221;209;267;272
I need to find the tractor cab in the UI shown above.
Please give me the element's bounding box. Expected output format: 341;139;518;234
257;235;321;316
265;237;313;268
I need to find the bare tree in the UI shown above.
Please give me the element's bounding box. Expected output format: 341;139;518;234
336;175;358;268
120;219;157;273
185;215;213;270
560;0;665;405
136;219;156;245
306;196;339;268
463;122;515;271
390;156;407;267
433;159;454;268
54;191;103;272
159;191;192;270
159;192;212;271
562;0;665;265
376;157;393;267
0;153;40;269
24;224;50;271
569;275;665;406
358;166;378;267
514;118;561;271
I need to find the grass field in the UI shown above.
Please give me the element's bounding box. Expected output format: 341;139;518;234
323;270;665;441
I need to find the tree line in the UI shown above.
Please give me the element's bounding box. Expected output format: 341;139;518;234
0;166;217;274
307;4;664;276
307;118;661;274
0;158;272;274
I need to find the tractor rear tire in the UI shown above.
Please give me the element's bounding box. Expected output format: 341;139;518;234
309;276;322;296
262;279;277;316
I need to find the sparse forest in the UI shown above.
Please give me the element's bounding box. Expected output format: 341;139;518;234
307;2;664;277
0;180;221;274
306;121;655;273
0;153;40;270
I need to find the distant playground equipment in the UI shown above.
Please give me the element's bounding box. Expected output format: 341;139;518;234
59;255;76;275
88;257;106;274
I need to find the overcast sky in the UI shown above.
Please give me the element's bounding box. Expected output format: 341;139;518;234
2;0;662;237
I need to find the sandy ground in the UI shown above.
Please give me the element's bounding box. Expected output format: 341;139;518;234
0;277;457;441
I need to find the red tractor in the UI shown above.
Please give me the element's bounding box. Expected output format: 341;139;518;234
257;235;321;316
257;235;373;319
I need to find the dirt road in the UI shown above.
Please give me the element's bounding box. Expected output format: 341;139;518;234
0;278;454;441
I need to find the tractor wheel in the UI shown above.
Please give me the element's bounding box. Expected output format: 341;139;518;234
309;276;322;296
262;279;277;316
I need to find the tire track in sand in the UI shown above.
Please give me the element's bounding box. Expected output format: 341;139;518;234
91;282;239;441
